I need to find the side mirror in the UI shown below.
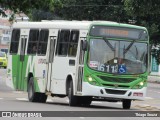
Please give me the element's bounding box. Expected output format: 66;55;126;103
82;40;88;51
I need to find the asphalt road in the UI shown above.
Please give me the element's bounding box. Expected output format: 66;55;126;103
0;68;160;120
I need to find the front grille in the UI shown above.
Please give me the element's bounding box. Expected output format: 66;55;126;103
98;76;135;83
102;84;129;88
105;89;127;95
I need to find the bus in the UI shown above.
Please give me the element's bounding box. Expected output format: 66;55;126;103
6;21;149;109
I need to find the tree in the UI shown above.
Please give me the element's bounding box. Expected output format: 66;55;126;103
0;0;53;21
0;0;130;23
53;0;129;23
124;0;160;63
1;0;160;62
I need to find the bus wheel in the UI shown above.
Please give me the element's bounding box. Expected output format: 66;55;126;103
78;97;92;106
68;81;78;106
28;77;39;102
122;99;131;109
39;93;47;103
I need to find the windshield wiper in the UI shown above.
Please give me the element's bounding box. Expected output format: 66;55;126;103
123;31;144;54
123;39;136;54
103;37;115;51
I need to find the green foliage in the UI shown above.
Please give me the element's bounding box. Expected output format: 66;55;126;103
124;0;160;17
30;9;62;21
53;0;129;23
0;0;39;14
0;0;52;21
124;0;160;63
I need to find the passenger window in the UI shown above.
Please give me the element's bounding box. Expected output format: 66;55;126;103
10;29;20;54
56;30;70;56
37;29;49;55
27;29;39;54
68;30;79;57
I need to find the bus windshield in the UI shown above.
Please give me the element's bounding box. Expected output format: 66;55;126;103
88;39;148;74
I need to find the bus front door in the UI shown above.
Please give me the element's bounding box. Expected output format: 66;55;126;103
46;36;56;92
16;35;27;90
76;38;86;93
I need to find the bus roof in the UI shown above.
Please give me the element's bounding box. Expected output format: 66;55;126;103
12;20;146;30
91;21;146;30
12;21;92;30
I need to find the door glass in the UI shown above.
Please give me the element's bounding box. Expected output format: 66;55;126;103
20;36;27;61
49;37;56;63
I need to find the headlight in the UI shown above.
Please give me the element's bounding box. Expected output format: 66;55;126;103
132;81;145;89
88;76;93;82
87;76;100;86
139;82;144;86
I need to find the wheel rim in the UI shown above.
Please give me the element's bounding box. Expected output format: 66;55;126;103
68;87;71;99
28;83;33;99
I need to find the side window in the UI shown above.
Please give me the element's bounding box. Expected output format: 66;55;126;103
27;29;39;54
68;30;79;57
37;29;49;55
56;30;70;56
10;29;20;54
79;40;84;64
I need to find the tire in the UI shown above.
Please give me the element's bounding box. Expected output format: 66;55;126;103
28;77;47;103
39;93;47;103
28;78;38;102
122;99;131;109
78;97;92;106
68;80;78;106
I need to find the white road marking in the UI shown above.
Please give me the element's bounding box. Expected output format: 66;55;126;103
0;98;3;100
65;100;102;104
16;98;54;102
148;90;160;94
145;97;154;99
92;101;102;104
115;102;121;104
12;91;25;94
65;101;122;104
16;98;28;101
46;99;53;102
80;117;85;119
134;104;151;108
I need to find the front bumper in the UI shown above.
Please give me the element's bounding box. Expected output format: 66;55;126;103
82;82;146;101
0;61;7;67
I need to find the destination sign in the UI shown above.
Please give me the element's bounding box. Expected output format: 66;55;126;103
89;25;148;40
